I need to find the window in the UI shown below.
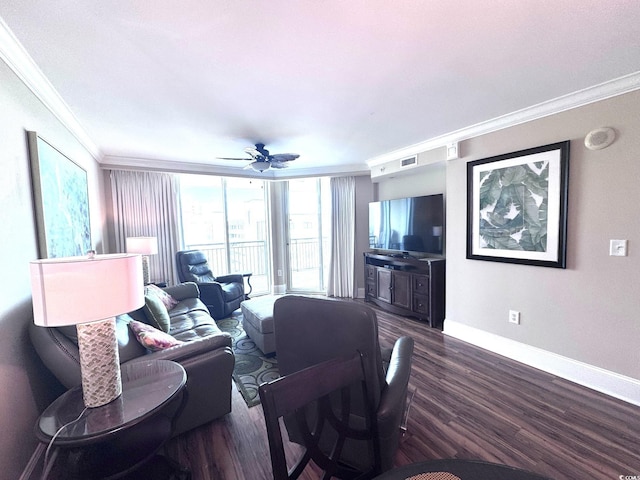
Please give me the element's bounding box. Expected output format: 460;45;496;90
179;175;270;295
285;177;331;292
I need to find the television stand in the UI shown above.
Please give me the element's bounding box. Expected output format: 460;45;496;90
364;252;445;328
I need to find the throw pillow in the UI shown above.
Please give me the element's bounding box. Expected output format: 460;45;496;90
143;293;171;333
128;320;182;352
145;284;179;310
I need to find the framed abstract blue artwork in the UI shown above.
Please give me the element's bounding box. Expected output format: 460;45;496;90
28;131;92;258
466;141;570;268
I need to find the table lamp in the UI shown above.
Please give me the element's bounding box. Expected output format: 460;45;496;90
126;236;158;285
30;253;144;408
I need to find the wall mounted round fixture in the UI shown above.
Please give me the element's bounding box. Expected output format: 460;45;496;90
584;127;616;150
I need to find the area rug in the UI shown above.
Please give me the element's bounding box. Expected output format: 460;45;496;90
217;311;279;407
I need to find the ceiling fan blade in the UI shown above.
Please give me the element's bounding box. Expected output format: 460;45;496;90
244;146;262;159
225;144;298;171
269;161;289;169
270;153;299;162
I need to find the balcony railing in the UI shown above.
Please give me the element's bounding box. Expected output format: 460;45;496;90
186;237;327;293
288;237;324;270
186;241;267;275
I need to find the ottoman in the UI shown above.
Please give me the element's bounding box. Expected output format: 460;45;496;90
241;295;280;355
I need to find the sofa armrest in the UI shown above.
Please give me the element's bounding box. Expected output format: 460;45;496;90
377;336;414;435
29;322;82;389
136;332;232;363
125;335;235;435
164;282;200;301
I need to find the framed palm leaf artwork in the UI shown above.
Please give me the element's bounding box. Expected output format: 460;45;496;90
467;141;570;268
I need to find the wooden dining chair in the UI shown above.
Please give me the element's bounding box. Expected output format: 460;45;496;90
258;353;381;480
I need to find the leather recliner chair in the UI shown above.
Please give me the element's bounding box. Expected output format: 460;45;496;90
175;249;244;320
273;295;414;473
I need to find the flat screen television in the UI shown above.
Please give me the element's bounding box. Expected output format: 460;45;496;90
368;194;444;255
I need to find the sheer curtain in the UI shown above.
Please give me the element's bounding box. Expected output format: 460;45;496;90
326;176;355;298
110;170;182;285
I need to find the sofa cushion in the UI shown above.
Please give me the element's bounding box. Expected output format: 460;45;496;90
143;293;171;332
116;314;147;362
129;320;183;351
169;297;210;318
170;308;224;342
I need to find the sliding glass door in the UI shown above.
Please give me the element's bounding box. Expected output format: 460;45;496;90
285;177;331;292
179;175;270;295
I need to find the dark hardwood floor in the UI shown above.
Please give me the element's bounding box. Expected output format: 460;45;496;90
165;304;640;480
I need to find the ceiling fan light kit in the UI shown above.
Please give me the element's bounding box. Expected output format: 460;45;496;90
250;161;271;172
220;143;300;172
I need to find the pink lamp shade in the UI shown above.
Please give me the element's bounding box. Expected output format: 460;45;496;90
30;254;144;326
126;236;158;255
30;254;144;407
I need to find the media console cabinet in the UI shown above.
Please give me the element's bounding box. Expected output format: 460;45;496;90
364;252;445;328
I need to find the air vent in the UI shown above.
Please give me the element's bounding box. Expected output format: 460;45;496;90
400;156;417;168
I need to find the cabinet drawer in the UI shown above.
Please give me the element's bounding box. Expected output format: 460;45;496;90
366;265;377;280
413;274;430;295
413;293;430;315
366;281;377;296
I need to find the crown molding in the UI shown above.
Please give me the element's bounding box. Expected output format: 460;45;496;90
0;18;101;160
100;155;370;179
367;71;640;167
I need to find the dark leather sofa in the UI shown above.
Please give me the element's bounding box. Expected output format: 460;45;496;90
29;282;235;435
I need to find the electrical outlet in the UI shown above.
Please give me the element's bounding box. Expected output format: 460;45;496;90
277;269;283;277
609;239;628;256
509;310;520;325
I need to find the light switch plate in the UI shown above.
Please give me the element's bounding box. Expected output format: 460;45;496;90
609;239;628;256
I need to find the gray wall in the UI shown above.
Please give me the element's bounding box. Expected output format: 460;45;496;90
375;160;446;201
447;90;640;380
374;90;640;380
0;62;106;478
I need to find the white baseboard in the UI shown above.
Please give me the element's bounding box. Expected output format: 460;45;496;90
272;284;286;295
356;287;365;299
443;320;640;407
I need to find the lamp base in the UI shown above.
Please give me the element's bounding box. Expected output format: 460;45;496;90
77;318;122;408
141;255;151;285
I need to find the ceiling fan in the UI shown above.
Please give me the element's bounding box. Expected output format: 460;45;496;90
219;143;300;172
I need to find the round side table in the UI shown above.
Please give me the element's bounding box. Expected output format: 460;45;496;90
37;359;187;479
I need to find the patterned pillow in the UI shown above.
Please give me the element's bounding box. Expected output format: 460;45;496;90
128;320;182;351
145;284;179;310
143;293;171;332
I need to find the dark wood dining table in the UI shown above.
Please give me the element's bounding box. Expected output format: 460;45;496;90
373;459;552;480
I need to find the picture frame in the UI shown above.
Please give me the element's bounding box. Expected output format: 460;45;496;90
28;131;92;258
466;141;570;268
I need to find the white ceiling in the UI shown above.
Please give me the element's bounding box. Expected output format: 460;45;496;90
2;1;640;176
